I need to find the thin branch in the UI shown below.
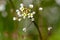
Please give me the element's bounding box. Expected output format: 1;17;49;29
33;21;42;40
27;20;42;40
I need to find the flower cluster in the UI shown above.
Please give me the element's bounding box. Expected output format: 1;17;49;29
13;3;35;21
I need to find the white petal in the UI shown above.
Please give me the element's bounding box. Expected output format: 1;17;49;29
22;13;25;16
13;17;16;21
31;16;33;18
32;11;35;14
23;16;26;19
20;7;22;10
28;16;31;18
29;4;33;8
48;27;52;31
17;12;20;15
39;7;43;11
18;18;21;21
16;10;19;12
23;27;26;32
20;7;23;11
20;3;24;7
28;13;30;15
31;18;34;21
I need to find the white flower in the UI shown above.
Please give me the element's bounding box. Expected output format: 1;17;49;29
20;3;24;7
22;13;27;19
48;27;52;31
16;9;22;17
28;13;35;21
23;27;26;32
39;7;43;11
20;7;24;12
23;16;26;19
32;11;36;14
29;4;33;8
16;9;19;12
17;11;20;16
14;3;35;21
13;17;16;21
28;16;31;18
31;18;34;21
18;18;21;21
28;13;34;18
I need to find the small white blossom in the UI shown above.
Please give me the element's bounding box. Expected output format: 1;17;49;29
22;13;27;19
39;7;43;11
28;13;35;21
48;27;52;31
14;3;35;22
23;27;26;32
20;3;24;7
20;7;24;12
17;11;20;16
28;13;34;18
31;18;34;21
23;16;26;19
16;10;19;12
28;13;30;15
28;16;31;18
32;11;36;14
13;17;16;21
18;18;21;21
29;4;33;8
31;15;33;18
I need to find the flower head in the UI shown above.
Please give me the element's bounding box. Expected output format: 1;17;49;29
13;3;35;21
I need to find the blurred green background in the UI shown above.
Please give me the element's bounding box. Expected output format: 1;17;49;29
0;0;60;40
